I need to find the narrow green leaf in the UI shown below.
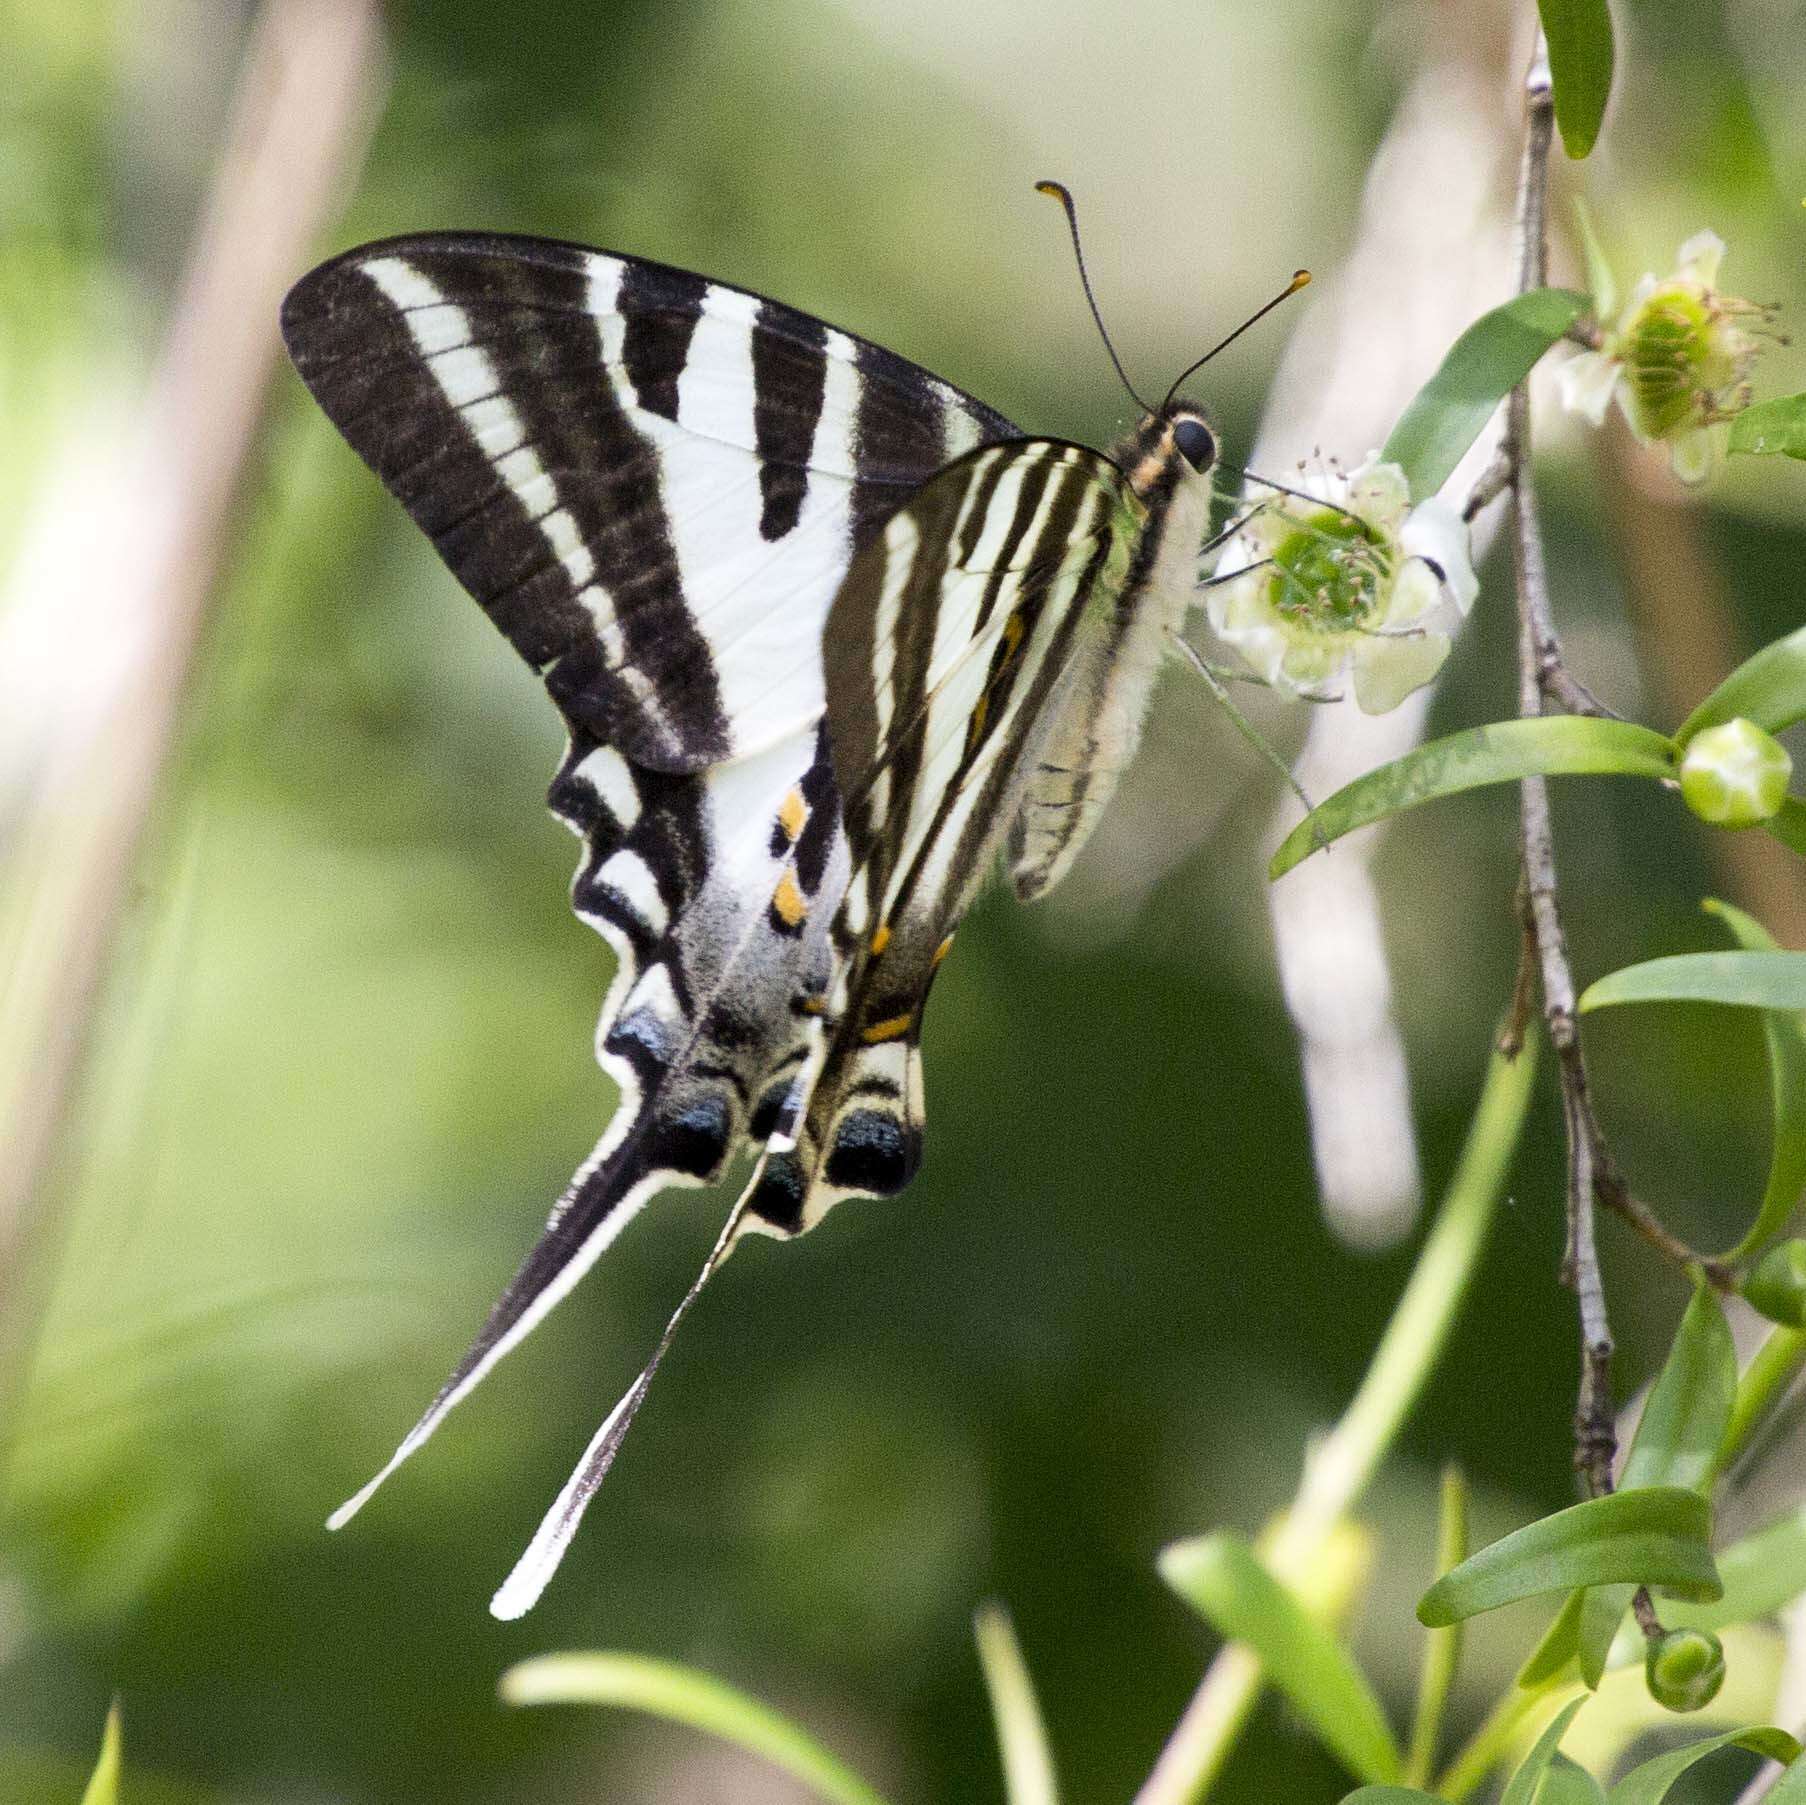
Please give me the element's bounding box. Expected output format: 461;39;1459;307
1381;288;1590;498
1622;1284;1738;1495
1608;1727;1800;1804
1572;1282;1737;1681
1766;797;1806;857
1501;1697;1589;1805
1677;625;1806;745
1339;1792;1442;1803
1574;1584;1636;1690
1572;196;1617;320
1161;1531;1403;1783
1416;1488;1721;1628
1519;1587;1588;1686
1538;0;1616;156
1729;394;1806;460
1542;1751;1609;1805
500;1654;894;1805
1579;951;1806;1014
1617;1503;1806;1647
1704;901;1806;1258
1771;1751;1806;1801
80;1702;123;1805
974;1603;1060;1805
1762;805;1806;860
1271;718;1676;879
1718;1327;1806;1478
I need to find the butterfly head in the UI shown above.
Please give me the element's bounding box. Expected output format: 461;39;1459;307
1121;400;1220;504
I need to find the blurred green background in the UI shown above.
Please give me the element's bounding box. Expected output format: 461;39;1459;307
4;0;1806;1799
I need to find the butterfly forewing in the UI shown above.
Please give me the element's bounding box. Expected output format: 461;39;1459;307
279;233;1015;770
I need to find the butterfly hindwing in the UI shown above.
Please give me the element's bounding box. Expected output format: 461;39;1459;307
743;439;1132;1235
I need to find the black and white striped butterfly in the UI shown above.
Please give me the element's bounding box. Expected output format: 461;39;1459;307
281;203;1249;1617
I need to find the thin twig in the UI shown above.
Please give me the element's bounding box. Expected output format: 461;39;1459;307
1504;35;1618;1498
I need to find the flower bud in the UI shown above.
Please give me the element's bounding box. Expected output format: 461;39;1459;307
1679;718;1793;828
1744;1239;1806;1328
1646;1627;1727;1713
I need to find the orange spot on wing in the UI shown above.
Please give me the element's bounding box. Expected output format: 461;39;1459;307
771;869;807;928
860;1013;913;1044
776;787;807;843
869;923;892;956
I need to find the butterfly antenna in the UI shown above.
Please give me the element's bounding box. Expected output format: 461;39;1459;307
1161;270;1312;412
1035;180;1155;414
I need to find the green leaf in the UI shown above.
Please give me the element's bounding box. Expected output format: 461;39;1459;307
1339;1792;1442;1803
1767;797;1806;858
1579;951;1806;1014
1161;1531;1403;1784
1677;625;1806;745
1501;1697;1589;1805
1615;1503;1806;1648
1622;1283;1737;1496
1607;1727;1800;1804
1718;1325;1806;1477
80;1702;123;1805
1729;394;1806;460
1416;1488;1721;1628
974;1602;1060;1805
1573;1584;1636;1690
1381;288;1590;498
1572;196;1617;320
1543;1752;1609;1805
1537;0;1615;156
1570;1284;1738;1682
1520;1587;1588;1686
500;1654;894;1805
1270;718;1676;879
1704;901;1806;1258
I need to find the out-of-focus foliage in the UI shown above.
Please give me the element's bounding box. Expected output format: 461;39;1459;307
3;1;1805;1801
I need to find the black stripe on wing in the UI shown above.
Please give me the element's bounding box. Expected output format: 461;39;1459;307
281;233;1019;772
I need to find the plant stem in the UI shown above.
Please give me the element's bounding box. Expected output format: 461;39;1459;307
1405;1466;1470;1786
1132;1032;1535;1805
1436;1678;1576;1802
1503;32;1618;1502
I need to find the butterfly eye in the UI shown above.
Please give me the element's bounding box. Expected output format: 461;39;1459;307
1173;417;1216;471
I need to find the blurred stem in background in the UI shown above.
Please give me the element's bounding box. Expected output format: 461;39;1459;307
0;0;382;1443
1134;1030;1536;1805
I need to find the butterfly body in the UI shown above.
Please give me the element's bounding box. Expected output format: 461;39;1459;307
281;230;1219;1612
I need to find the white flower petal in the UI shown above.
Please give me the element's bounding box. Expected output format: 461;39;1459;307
1676;229;1726;288
1278;634;1345;693
1344;456;1410;534
1351;629;1451;715
1556;348;1622;426
1668;422;1726;487
1397;497;1479;615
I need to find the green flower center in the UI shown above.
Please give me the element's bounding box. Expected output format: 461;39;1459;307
1269;511;1390;632
1622;285;1743;437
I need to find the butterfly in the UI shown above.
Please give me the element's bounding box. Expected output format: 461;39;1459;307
280;188;1287;1617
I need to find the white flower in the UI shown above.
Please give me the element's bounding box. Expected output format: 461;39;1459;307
1206;456;1478;715
1557;229;1777;486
